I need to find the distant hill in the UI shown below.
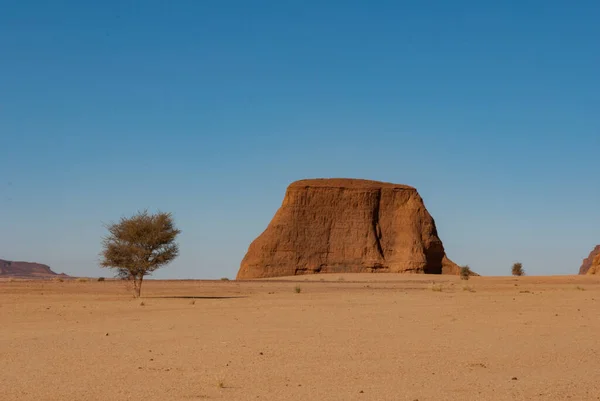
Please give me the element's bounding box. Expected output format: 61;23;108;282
0;259;68;278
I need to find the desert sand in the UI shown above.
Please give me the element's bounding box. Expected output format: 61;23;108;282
2;274;600;401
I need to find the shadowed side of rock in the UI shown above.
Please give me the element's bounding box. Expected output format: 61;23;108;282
237;179;461;279
579;245;600;275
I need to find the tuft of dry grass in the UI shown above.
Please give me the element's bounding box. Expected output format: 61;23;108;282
462;285;476;292
431;283;443;292
294;286;302;293
576;286;586;291
76;277;89;283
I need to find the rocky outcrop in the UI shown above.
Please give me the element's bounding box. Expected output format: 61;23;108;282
0;259;66;278
585;252;600;275
579;245;600;275
237;178;461;279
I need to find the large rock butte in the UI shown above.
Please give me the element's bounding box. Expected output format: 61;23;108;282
579;245;600;275
237;178;461;279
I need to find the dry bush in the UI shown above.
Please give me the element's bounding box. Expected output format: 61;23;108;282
460;265;472;280
512;262;525;276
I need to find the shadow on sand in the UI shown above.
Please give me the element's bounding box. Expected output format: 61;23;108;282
145;295;245;300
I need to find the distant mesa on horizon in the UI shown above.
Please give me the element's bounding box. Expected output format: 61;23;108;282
580;245;600;275
237;178;466;279
0;259;68;279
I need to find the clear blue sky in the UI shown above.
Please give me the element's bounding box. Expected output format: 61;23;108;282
1;1;598;278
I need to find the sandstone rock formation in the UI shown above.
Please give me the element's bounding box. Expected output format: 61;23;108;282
579;245;600;275
587;255;600;275
582;247;600;275
0;259;66;278
237;178;461;279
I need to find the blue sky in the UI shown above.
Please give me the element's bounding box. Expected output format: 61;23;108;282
1;1;598;278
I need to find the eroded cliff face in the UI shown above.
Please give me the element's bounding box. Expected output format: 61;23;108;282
237;179;460;279
579;245;600;275
585;253;600;275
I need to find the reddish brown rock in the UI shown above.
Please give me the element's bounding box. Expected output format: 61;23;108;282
237;178;461;279
0;259;67;278
584;251;600;275
579;245;600;275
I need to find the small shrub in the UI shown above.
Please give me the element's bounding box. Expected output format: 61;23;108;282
97;277;105;282
217;380;225;389
576;286;585;291
512;262;524;276
460;265;472;280
76;277;89;282
220;277;229;281
139;301;145;306
431;283;443;292
294;286;302;293
52;277;64;283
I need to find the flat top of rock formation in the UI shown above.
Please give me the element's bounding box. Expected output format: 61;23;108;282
289;178;416;190
0;259;65;278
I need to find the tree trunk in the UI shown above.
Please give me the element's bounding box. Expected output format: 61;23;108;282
131;274;141;298
135;274;144;298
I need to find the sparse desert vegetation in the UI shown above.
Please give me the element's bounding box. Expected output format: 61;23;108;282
512;262;525;276
460;265;472;280
100;210;181;298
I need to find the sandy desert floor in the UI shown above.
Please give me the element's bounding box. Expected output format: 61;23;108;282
1;274;600;401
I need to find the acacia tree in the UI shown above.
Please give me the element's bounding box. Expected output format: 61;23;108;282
100;210;181;297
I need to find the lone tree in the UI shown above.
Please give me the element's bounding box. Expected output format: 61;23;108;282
512;262;524;276
100;210;181;297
